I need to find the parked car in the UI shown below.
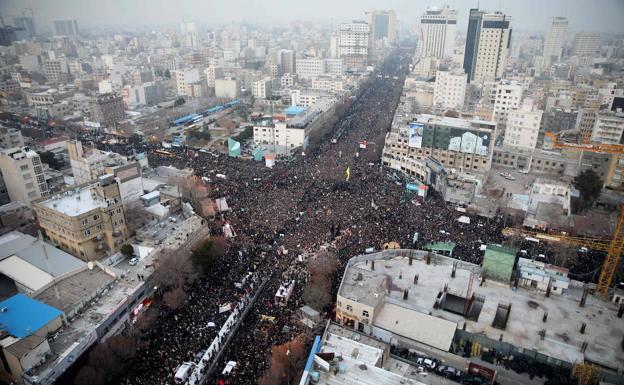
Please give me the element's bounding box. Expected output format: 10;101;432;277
129;257;139;266
416;357;437;370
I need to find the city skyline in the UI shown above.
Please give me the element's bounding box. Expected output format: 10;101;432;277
1;0;624;34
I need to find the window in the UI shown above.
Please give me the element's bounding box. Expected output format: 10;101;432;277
362;310;369;317
346;305;353;312
20;165;29;171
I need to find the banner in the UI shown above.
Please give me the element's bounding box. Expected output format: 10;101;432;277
408;122;424;148
228;138;241;157
219;303;232;313
345;166;351;181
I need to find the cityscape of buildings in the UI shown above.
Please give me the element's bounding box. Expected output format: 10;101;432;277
0;1;621;385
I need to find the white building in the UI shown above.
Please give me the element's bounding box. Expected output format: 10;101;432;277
420;5;457;58
433;69;466;110
337;22;370;71
252;78;272;99
204;66;224;88
253;122;308;152
517;258;570;295
527;178;571;216
296;58;325;79
324;58;345;76
543;17;568;62
591;111;624;145
370;9;397;46
0;147;49;206
214;78;240;99
175;68;205;97
504;99;543;150
311;77;345;93
493;80;523;125
463;10;512;83
572;32;601;57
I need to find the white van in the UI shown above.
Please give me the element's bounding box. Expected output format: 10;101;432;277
222;361;237;376
174;362;194;384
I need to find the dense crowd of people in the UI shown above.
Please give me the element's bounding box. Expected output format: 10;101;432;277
75;50;606;385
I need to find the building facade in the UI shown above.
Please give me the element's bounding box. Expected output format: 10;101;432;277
463;9;512;83
337;22;370;71
543;17;568;62
33;176;128;261
493;80;523;125
433;69;466;110
420;5;457;58
503;100;543;150
89;94;125;127
0;147;48;207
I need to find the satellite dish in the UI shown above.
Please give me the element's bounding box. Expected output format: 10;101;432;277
87;262;94;270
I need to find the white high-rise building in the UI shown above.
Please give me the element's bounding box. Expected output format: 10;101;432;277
543;17;568;62
504;99;543;150
420;5;457;58
463;9;512;83
370;9;397;45
591;111;624;145
493;80;523;125
296;58;325;79
336;21;370;71
572;32;601;57
330;33;340;58
433;69;467;110
175;68;205;97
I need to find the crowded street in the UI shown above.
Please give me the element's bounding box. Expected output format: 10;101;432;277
75;51;603;385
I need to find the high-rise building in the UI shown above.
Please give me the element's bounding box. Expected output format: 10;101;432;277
278;49;296;75
543;17;568;62
175;68;206;97
53;19;79;37
0;27;18;47
252;78;273;99
433;69;467;110
337;21;370;71
420;5;457;58
572;32;601;57
0;147;49;207
591;111;624;145
13;17;35;40
33;176;128;261
504;99;543;150
463;9;512;83
369;9;396;44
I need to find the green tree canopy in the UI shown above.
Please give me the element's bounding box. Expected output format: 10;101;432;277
37;151;62;169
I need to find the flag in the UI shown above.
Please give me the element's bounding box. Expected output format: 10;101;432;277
219;303;232;313
346;166;351;181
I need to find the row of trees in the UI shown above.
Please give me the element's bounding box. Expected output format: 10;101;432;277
73;236;227;385
302;252;339;312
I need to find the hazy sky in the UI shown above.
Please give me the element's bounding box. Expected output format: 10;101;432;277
2;0;624;34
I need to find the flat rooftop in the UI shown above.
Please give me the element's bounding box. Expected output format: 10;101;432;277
39;186;107;216
343;250;624;371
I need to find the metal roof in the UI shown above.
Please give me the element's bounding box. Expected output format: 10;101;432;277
0;294;62;338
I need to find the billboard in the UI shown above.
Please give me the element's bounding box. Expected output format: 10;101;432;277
430;127;491;156
408;122;423;148
228;138;241;158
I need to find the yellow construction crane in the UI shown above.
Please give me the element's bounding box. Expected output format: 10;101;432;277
544;131;624;155
503;208;624;296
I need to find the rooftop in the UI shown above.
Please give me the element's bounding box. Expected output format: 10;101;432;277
38;186;109;217
341;250;624;371
0;294;63;338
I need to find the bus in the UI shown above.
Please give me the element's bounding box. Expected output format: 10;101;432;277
154;149;173;157
275;280;295;306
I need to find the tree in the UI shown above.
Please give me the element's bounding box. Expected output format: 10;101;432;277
164;69;171;79
163;287;187;310
74;366;104;385
120;244;133;257
174;97;186;106
573;169;602;211
190;237;227;275
107;335;137;361
37;151;62;169
258;336;309;385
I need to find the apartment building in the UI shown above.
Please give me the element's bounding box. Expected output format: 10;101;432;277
503;99;543;150
0;147;49;206
591;111;624;145
543;17;568;62
433;69;467;110
252;78;273;99
67;140;128;185
175;68;207;98
493;80;523;125
33;175;128;261
337;22;370;71
0;127;24;149
89;93;125;127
